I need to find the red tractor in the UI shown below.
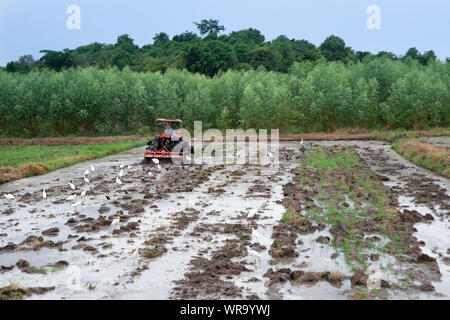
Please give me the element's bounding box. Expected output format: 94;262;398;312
144;119;189;160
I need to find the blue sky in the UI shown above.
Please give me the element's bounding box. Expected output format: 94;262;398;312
0;0;449;66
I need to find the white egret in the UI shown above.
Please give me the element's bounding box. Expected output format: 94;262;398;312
81;188;87;198
116;177;122;185
157;164;162;170
127;165;133;169
71;201;82;208
83;169;90;176
133;248;140;266
301;138;304;145
120;163;125;169
83;176;90;184
4;194;14;200
90;165;95;172
42;189;47;201
67;194;76;201
247;208;257;219
248;248;262;263
152;158;159;165
252;229;262;242
111;217;120;227
69;181;76;190
148;171;153;177
268;152;273;158
119;169;124;177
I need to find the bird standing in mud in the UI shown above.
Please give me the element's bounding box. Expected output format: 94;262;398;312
116;177;122;185
248;247;262;263
111;217;120;227
251;229;262;243
133;248;140;266
69;181;76;190
66;194;76;209
119;169;124;178
71;200;82;210
42;189;47;202
247;208;257;219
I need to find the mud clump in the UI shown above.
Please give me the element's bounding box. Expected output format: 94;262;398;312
265;268;344;288
172;208;200;231
42;227;59;237
0;265;14;274
172;232;250;299
15;259;45;274
0;285;55;300
230;170;245;176
401;210;433;223
316;235;330;244
351;269;368;287
0;242;17;253
140;244;167;259
98;206;110;214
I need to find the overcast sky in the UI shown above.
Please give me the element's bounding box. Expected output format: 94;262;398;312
1;0;449;66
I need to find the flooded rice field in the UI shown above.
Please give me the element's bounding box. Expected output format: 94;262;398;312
0;140;449;300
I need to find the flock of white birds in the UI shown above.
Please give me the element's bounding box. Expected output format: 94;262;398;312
2;142;304;267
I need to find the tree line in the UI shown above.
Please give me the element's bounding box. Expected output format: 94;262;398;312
4;19;445;77
0;57;448;137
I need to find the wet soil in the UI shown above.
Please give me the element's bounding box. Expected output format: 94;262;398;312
0;141;448;299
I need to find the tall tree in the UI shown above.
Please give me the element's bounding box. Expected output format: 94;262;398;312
185;40;236;77
194;19;225;36
153;32;170;45
319;35;348;62
40;49;73;71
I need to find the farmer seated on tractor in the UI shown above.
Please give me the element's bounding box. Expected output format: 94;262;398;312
164;123;180;141
164;123;174;135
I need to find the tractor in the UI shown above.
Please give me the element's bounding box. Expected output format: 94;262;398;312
144;119;190;160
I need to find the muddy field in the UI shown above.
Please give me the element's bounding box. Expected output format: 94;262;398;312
0;140;449;300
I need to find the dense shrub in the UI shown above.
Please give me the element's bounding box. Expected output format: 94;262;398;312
0;59;448;137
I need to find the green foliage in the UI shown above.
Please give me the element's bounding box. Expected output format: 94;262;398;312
5;19;444;79
194;19;225;36
0;58;448;137
185;40;237;77
319;35;353;62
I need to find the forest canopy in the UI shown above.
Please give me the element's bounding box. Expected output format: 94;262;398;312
1;19;448;137
4;19;444;75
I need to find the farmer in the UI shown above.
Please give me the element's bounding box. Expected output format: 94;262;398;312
164;122;180;142
164;123;174;135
